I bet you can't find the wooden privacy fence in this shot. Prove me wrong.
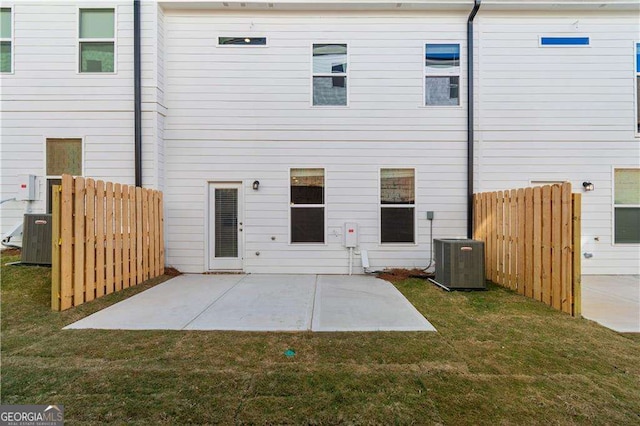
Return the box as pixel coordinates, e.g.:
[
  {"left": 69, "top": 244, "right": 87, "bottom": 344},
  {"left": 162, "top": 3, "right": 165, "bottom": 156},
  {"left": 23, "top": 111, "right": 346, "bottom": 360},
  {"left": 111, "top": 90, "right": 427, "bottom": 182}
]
[
  {"left": 473, "top": 183, "right": 581, "bottom": 316},
  {"left": 51, "top": 174, "right": 164, "bottom": 311}
]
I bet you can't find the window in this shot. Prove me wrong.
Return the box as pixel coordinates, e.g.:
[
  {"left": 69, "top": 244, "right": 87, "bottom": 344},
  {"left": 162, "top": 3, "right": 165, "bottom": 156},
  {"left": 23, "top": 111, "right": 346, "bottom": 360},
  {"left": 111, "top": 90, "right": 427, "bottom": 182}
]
[
  {"left": 540, "top": 37, "right": 590, "bottom": 46},
  {"left": 218, "top": 37, "right": 266, "bottom": 46},
  {"left": 46, "top": 139, "right": 82, "bottom": 213},
  {"left": 79, "top": 9, "right": 115, "bottom": 73},
  {"left": 290, "top": 168, "right": 325, "bottom": 243},
  {"left": 425, "top": 43, "right": 460, "bottom": 106},
  {"left": 0, "top": 8, "right": 11, "bottom": 73},
  {"left": 380, "top": 168, "right": 415, "bottom": 244},
  {"left": 614, "top": 168, "right": 640, "bottom": 244},
  {"left": 312, "top": 44, "right": 347, "bottom": 106},
  {"left": 636, "top": 42, "right": 640, "bottom": 134}
]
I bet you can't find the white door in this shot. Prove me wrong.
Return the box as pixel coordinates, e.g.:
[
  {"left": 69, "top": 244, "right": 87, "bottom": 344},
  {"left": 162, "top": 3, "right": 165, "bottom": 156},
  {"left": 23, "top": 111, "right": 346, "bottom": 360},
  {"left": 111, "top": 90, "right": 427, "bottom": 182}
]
[{"left": 208, "top": 183, "right": 243, "bottom": 270}]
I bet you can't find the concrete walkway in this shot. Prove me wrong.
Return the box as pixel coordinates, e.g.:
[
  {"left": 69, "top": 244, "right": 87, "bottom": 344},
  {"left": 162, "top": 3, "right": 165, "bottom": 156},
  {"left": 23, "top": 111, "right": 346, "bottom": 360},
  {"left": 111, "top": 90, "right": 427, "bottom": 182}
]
[
  {"left": 581, "top": 275, "right": 640, "bottom": 333},
  {"left": 65, "top": 274, "right": 436, "bottom": 332}
]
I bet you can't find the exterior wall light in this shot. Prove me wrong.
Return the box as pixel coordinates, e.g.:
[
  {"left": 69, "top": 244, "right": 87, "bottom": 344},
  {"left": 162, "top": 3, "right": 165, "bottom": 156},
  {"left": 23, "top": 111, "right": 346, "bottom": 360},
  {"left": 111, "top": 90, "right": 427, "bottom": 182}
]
[
  {"left": 582, "top": 181, "right": 594, "bottom": 192},
  {"left": 252, "top": 180, "right": 260, "bottom": 190}
]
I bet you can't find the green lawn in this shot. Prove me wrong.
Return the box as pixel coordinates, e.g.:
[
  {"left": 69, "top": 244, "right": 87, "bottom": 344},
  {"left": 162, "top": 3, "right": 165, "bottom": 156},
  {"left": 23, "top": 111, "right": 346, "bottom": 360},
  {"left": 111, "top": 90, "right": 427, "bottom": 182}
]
[{"left": 2, "top": 251, "right": 639, "bottom": 425}]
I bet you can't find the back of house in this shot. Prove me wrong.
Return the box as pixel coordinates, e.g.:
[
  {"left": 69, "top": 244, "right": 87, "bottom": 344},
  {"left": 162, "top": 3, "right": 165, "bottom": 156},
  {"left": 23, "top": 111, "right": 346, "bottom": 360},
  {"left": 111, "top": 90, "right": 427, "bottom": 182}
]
[{"left": 1, "top": 0, "right": 638, "bottom": 275}]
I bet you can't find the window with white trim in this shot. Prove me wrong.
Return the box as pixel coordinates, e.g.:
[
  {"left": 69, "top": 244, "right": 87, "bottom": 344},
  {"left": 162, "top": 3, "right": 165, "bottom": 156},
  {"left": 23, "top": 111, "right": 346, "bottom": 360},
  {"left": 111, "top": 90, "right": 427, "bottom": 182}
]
[
  {"left": 0, "top": 8, "right": 12, "bottom": 73},
  {"left": 614, "top": 168, "right": 640, "bottom": 244},
  {"left": 79, "top": 8, "right": 115, "bottom": 73},
  {"left": 46, "top": 139, "right": 82, "bottom": 213},
  {"left": 290, "top": 168, "right": 325, "bottom": 243},
  {"left": 380, "top": 168, "right": 415, "bottom": 244},
  {"left": 425, "top": 43, "right": 460, "bottom": 106},
  {"left": 636, "top": 42, "right": 639, "bottom": 134},
  {"left": 312, "top": 43, "right": 347, "bottom": 106}
]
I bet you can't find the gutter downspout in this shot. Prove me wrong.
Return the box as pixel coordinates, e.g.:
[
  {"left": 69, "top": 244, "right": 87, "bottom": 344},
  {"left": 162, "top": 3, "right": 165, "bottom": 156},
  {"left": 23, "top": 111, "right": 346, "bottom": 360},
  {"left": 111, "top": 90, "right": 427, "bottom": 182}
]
[
  {"left": 467, "top": 0, "right": 481, "bottom": 238},
  {"left": 134, "top": 0, "right": 142, "bottom": 187}
]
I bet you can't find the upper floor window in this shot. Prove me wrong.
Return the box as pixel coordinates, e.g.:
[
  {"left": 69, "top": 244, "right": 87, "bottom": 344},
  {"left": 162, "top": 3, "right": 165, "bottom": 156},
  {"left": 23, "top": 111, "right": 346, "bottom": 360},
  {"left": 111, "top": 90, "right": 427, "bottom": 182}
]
[
  {"left": 425, "top": 43, "right": 460, "bottom": 106},
  {"left": 312, "top": 43, "right": 347, "bottom": 106},
  {"left": 79, "top": 9, "right": 115, "bottom": 73},
  {"left": 218, "top": 37, "right": 267, "bottom": 46},
  {"left": 614, "top": 168, "right": 640, "bottom": 244},
  {"left": 0, "top": 8, "right": 12, "bottom": 73}
]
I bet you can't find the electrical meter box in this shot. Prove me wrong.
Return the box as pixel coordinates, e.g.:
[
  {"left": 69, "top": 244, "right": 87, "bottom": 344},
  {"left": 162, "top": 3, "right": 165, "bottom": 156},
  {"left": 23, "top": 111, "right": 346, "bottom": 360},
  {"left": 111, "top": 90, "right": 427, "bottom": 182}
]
[
  {"left": 344, "top": 222, "right": 358, "bottom": 248},
  {"left": 17, "top": 174, "right": 37, "bottom": 201}
]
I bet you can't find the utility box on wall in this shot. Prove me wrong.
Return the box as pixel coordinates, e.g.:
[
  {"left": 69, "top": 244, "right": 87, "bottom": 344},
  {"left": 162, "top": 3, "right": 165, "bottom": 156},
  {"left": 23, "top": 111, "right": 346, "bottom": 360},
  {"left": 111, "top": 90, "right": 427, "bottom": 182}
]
[
  {"left": 344, "top": 222, "right": 358, "bottom": 248},
  {"left": 17, "top": 174, "right": 37, "bottom": 201},
  {"left": 433, "top": 239, "right": 485, "bottom": 290}
]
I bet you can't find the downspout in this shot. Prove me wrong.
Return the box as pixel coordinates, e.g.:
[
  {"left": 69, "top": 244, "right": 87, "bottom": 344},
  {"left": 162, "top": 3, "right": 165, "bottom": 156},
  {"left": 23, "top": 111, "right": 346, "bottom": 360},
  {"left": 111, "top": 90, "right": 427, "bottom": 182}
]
[
  {"left": 134, "top": 0, "right": 142, "bottom": 187},
  {"left": 467, "top": 0, "right": 481, "bottom": 238}
]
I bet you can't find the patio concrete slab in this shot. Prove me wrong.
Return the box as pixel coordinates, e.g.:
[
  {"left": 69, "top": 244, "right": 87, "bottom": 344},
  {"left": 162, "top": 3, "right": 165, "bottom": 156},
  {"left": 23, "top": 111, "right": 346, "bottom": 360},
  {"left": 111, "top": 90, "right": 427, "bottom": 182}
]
[
  {"left": 64, "top": 274, "right": 435, "bottom": 332},
  {"left": 312, "top": 275, "right": 436, "bottom": 331},
  {"left": 64, "top": 274, "right": 244, "bottom": 330},
  {"left": 185, "top": 274, "right": 316, "bottom": 331},
  {"left": 581, "top": 275, "right": 640, "bottom": 333}
]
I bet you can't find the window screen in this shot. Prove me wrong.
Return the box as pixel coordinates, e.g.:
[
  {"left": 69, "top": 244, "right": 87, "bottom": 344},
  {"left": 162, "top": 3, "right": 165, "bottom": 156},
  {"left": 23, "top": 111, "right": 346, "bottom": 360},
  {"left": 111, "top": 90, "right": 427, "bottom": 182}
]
[
  {"left": 79, "top": 9, "right": 115, "bottom": 73},
  {"left": 312, "top": 44, "right": 347, "bottom": 106}
]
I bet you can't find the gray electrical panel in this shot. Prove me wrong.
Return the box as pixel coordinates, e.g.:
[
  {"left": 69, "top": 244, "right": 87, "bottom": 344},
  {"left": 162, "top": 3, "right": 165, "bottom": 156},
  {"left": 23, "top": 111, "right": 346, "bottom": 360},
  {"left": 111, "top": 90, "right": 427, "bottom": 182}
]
[
  {"left": 432, "top": 239, "right": 485, "bottom": 290},
  {"left": 21, "top": 214, "right": 52, "bottom": 265}
]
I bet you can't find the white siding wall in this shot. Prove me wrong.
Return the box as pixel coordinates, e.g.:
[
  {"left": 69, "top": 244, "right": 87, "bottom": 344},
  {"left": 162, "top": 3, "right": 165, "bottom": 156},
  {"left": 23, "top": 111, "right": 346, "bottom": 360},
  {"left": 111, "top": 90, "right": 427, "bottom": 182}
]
[
  {"left": 476, "top": 11, "right": 640, "bottom": 274},
  {"left": 0, "top": 2, "right": 159, "bottom": 237},
  {"left": 164, "top": 11, "right": 470, "bottom": 273},
  {"left": 1, "top": 1, "right": 132, "bottom": 236}
]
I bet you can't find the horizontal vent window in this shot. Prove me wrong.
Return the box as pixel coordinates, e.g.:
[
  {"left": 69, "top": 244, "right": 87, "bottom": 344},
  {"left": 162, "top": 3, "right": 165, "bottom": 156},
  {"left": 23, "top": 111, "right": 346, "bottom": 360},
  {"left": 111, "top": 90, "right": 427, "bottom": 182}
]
[
  {"left": 541, "top": 37, "right": 589, "bottom": 46},
  {"left": 218, "top": 37, "right": 266, "bottom": 46}
]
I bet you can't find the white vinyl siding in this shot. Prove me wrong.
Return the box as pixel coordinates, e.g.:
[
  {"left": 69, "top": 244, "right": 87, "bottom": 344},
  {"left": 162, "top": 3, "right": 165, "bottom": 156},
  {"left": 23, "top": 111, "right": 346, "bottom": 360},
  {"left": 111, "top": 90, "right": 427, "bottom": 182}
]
[
  {"left": 475, "top": 12, "right": 640, "bottom": 274},
  {"left": 163, "top": 12, "right": 469, "bottom": 273}
]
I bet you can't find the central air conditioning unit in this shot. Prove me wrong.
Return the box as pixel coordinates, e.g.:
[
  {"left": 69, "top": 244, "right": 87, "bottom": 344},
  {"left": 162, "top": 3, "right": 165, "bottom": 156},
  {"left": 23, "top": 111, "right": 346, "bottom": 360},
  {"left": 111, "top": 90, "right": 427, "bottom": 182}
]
[
  {"left": 21, "top": 214, "right": 52, "bottom": 265},
  {"left": 430, "top": 239, "right": 485, "bottom": 290}
]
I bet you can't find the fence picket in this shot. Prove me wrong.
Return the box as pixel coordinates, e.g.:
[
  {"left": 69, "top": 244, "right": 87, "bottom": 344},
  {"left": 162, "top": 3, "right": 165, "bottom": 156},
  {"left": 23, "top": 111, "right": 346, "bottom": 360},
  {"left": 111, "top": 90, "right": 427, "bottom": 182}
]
[
  {"left": 149, "top": 190, "right": 156, "bottom": 279},
  {"left": 503, "top": 191, "right": 511, "bottom": 289},
  {"left": 510, "top": 189, "right": 518, "bottom": 291},
  {"left": 122, "top": 185, "right": 130, "bottom": 288},
  {"left": 51, "top": 185, "right": 61, "bottom": 311},
  {"left": 541, "top": 186, "right": 552, "bottom": 305},
  {"left": 524, "top": 188, "right": 534, "bottom": 298},
  {"left": 95, "top": 180, "right": 105, "bottom": 298},
  {"left": 73, "top": 177, "right": 86, "bottom": 306},
  {"left": 85, "top": 178, "right": 96, "bottom": 302},
  {"left": 114, "top": 184, "right": 123, "bottom": 292},
  {"left": 60, "top": 175, "right": 74, "bottom": 310},
  {"left": 105, "top": 182, "right": 115, "bottom": 295},
  {"left": 159, "top": 192, "right": 165, "bottom": 275},
  {"left": 532, "top": 187, "right": 542, "bottom": 302},
  {"left": 551, "top": 185, "right": 562, "bottom": 310},
  {"left": 516, "top": 189, "right": 525, "bottom": 295},
  {"left": 136, "top": 187, "right": 143, "bottom": 284},
  {"left": 572, "top": 193, "right": 582, "bottom": 316},
  {"left": 561, "top": 183, "right": 572, "bottom": 314}
]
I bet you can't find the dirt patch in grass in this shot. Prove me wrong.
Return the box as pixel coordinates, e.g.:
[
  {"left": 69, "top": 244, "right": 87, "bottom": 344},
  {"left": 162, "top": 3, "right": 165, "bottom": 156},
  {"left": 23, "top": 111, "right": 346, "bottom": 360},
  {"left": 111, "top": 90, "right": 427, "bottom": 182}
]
[
  {"left": 2, "top": 251, "right": 640, "bottom": 425},
  {"left": 163, "top": 266, "right": 182, "bottom": 277},
  {"left": 377, "top": 268, "right": 434, "bottom": 283},
  {"left": 0, "top": 248, "right": 21, "bottom": 257}
]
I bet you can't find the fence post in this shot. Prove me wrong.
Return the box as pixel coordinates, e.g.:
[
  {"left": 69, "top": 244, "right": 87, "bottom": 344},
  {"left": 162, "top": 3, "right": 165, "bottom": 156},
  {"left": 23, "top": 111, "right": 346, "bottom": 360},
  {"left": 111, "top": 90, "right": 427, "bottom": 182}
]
[
  {"left": 572, "top": 193, "right": 582, "bottom": 317},
  {"left": 51, "top": 185, "right": 62, "bottom": 311}
]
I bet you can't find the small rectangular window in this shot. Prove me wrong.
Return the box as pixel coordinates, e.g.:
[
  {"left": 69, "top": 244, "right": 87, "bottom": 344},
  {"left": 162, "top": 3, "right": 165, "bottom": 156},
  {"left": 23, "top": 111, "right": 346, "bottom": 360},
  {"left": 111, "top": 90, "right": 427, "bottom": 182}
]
[
  {"left": 218, "top": 37, "right": 266, "bottom": 46},
  {"left": 290, "top": 168, "right": 325, "bottom": 243},
  {"left": 79, "top": 9, "right": 115, "bottom": 73},
  {"left": 46, "top": 138, "right": 82, "bottom": 214},
  {"left": 312, "top": 44, "right": 347, "bottom": 106},
  {"left": 540, "top": 37, "right": 589, "bottom": 46},
  {"left": 0, "top": 8, "right": 12, "bottom": 73},
  {"left": 380, "top": 168, "right": 415, "bottom": 244},
  {"left": 425, "top": 44, "right": 460, "bottom": 106},
  {"left": 614, "top": 168, "right": 640, "bottom": 244}
]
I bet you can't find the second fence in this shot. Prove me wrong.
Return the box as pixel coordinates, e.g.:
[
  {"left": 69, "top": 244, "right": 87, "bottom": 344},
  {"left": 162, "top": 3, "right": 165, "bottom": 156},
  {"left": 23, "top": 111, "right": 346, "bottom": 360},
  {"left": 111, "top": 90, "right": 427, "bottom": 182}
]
[{"left": 473, "top": 183, "right": 581, "bottom": 316}]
